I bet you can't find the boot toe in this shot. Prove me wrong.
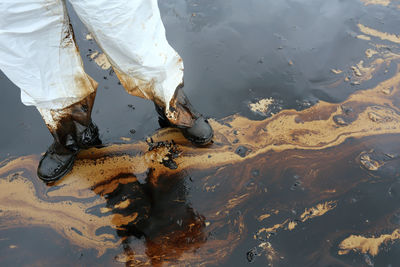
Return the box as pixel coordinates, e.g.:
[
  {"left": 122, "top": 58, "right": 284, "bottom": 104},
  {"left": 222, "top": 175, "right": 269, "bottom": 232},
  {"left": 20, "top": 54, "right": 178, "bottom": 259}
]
[
  {"left": 37, "top": 152, "right": 76, "bottom": 182},
  {"left": 182, "top": 117, "right": 214, "bottom": 145}
]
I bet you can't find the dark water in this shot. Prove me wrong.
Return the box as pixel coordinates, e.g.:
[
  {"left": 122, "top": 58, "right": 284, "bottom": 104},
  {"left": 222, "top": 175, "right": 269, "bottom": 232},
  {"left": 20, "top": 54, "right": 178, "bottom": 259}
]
[
  {"left": 3, "top": 0, "right": 399, "bottom": 158},
  {"left": 1, "top": 0, "right": 400, "bottom": 266}
]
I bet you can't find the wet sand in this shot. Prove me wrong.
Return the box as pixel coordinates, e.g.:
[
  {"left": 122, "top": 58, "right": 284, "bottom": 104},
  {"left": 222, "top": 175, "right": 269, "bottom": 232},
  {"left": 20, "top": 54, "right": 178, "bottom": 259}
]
[{"left": 1, "top": 0, "right": 400, "bottom": 266}]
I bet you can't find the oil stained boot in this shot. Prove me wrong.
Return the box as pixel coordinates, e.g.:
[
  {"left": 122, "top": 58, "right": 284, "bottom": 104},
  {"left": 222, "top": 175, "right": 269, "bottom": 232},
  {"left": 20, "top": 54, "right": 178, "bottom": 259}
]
[
  {"left": 37, "top": 92, "right": 100, "bottom": 183},
  {"left": 155, "top": 87, "right": 213, "bottom": 145}
]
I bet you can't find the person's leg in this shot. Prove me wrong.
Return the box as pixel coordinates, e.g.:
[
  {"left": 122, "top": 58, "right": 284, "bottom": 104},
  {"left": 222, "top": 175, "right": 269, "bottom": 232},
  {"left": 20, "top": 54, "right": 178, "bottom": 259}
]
[
  {"left": 36, "top": 90, "right": 101, "bottom": 182},
  {"left": 69, "top": 0, "right": 213, "bottom": 144},
  {"left": 0, "top": 0, "right": 99, "bottom": 182}
]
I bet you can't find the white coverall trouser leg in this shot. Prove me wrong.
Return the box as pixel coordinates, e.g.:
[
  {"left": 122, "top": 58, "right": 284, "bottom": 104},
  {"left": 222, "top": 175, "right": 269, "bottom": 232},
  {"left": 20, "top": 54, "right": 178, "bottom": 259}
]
[{"left": 0, "top": 0, "right": 184, "bottom": 128}]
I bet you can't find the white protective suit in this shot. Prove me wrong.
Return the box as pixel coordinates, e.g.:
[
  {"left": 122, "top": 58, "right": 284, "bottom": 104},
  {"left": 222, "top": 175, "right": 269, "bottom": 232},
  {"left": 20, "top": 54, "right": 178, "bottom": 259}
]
[{"left": 0, "top": 0, "right": 184, "bottom": 127}]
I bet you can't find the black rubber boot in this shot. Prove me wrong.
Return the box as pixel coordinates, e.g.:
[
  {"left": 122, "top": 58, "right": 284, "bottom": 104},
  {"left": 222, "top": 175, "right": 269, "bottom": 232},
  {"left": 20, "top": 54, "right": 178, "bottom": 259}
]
[
  {"left": 37, "top": 142, "right": 77, "bottom": 183},
  {"left": 37, "top": 93, "right": 100, "bottom": 183},
  {"left": 37, "top": 122, "right": 100, "bottom": 183},
  {"left": 155, "top": 88, "right": 213, "bottom": 145},
  {"left": 37, "top": 121, "right": 100, "bottom": 183},
  {"left": 80, "top": 122, "right": 101, "bottom": 149}
]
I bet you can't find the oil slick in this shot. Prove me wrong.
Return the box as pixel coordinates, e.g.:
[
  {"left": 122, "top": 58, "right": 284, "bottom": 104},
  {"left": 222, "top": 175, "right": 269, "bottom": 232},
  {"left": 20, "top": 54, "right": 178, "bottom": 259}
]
[
  {"left": 1, "top": 3, "right": 400, "bottom": 267},
  {"left": 248, "top": 98, "right": 275, "bottom": 116},
  {"left": 299, "top": 201, "right": 337, "bottom": 222},
  {"left": 89, "top": 51, "right": 111, "bottom": 70},
  {"left": 331, "top": 69, "right": 343, "bottom": 74},
  {"left": 358, "top": 24, "right": 400, "bottom": 44},
  {"left": 338, "top": 229, "right": 400, "bottom": 256},
  {"left": 360, "top": 0, "right": 392, "bottom": 6},
  {"left": 256, "top": 201, "right": 337, "bottom": 238}
]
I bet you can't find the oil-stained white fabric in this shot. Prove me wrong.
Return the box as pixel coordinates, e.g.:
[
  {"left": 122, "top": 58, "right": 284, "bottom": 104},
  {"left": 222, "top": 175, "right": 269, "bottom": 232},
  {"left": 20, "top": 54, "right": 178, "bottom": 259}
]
[
  {"left": 0, "top": 1, "right": 96, "bottom": 109},
  {"left": 69, "top": 0, "right": 184, "bottom": 109},
  {"left": 37, "top": 108, "right": 64, "bottom": 130},
  {"left": 0, "top": 0, "right": 183, "bottom": 111}
]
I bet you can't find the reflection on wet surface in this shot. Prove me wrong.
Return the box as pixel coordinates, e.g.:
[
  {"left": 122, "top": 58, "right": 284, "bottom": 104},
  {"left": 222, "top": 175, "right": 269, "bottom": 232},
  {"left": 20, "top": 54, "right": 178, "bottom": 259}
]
[{"left": 1, "top": 0, "right": 400, "bottom": 266}]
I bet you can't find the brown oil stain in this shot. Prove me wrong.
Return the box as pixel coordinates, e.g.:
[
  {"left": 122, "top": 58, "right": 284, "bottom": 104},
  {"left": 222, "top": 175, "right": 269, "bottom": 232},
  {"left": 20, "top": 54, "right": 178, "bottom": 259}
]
[
  {"left": 338, "top": 229, "right": 400, "bottom": 256},
  {"left": 111, "top": 213, "right": 139, "bottom": 228},
  {"left": 299, "top": 201, "right": 337, "bottom": 222},
  {"left": 360, "top": 153, "right": 383, "bottom": 171},
  {"left": 358, "top": 24, "right": 400, "bottom": 44},
  {"left": 249, "top": 98, "right": 275, "bottom": 116},
  {"left": 357, "top": 34, "right": 372, "bottom": 41},
  {"left": 365, "top": 48, "right": 378, "bottom": 58},
  {"left": 360, "top": 0, "right": 392, "bottom": 6},
  {"left": 2, "top": 53, "right": 400, "bottom": 261},
  {"left": 256, "top": 201, "right": 337, "bottom": 238},
  {"left": 287, "top": 221, "right": 297, "bottom": 231},
  {"left": 38, "top": 89, "right": 97, "bottom": 137},
  {"left": 114, "top": 199, "right": 131, "bottom": 209},
  {"left": 164, "top": 86, "right": 197, "bottom": 127},
  {"left": 258, "top": 242, "right": 279, "bottom": 263},
  {"left": 349, "top": 58, "right": 387, "bottom": 84},
  {"left": 1, "top": 12, "right": 400, "bottom": 266},
  {"left": 227, "top": 193, "right": 250, "bottom": 209},
  {"left": 86, "top": 33, "right": 93, "bottom": 40},
  {"left": 0, "top": 166, "right": 117, "bottom": 256},
  {"left": 89, "top": 51, "right": 111, "bottom": 70},
  {"left": 120, "top": 137, "right": 131, "bottom": 142},
  {"left": 331, "top": 69, "right": 343, "bottom": 74},
  {"left": 114, "top": 68, "right": 151, "bottom": 99},
  {"left": 258, "top": 214, "right": 271, "bottom": 221}
]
